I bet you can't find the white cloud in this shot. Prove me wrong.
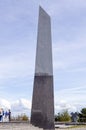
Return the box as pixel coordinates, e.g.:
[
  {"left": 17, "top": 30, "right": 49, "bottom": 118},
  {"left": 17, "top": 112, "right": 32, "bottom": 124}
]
[
  {"left": 48, "top": 0, "right": 86, "bottom": 17},
  {"left": 0, "top": 98, "right": 31, "bottom": 116},
  {"left": 55, "top": 100, "right": 77, "bottom": 113},
  {"left": 0, "top": 49, "right": 35, "bottom": 80},
  {"left": 54, "top": 86, "right": 86, "bottom": 112},
  {"left": 0, "top": 99, "right": 11, "bottom": 110},
  {"left": 53, "top": 38, "right": 86, "bottom": 71},
  {"left": 11, "top": 98, "right": 31, "bottom": 116},
  {"left": 11, "top": 98, "right": 31, "bottom": 110}
]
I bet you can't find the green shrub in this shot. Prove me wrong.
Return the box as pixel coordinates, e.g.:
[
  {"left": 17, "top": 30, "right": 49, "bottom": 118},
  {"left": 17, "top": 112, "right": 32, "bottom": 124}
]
[
  {"left": 22, "top": 114, "right": 28, "bottom": 121},
  {"left": 13, "top": 114, "right": 29, "bottom": 121},
  {"left": 55, "top": 110, "right": 71, "bottom": 122}
]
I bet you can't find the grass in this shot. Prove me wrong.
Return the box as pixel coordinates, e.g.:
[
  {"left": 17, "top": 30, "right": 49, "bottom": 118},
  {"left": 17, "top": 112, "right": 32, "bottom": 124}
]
[
  {"left": 55, "top": 125, "right": 86, "bottom": 130},
  {"left": 65, "top": 125, "right": 86, "bottom": 129}
]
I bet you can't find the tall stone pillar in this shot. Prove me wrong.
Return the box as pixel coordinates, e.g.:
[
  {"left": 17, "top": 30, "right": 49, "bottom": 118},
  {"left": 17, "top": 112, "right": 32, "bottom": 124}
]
[{"left": 31, "top": 6, "right": 55, "bottom": 130}]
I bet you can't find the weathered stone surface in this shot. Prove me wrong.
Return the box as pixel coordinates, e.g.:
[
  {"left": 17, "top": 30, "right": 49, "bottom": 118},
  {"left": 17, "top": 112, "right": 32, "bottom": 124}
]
[
  {"left": 31, "top": 76, "right": 54, "bottom": 129},
  {"left": 31, "top": 6, "right": 54, "bottom": 130},
  {"left": 35, "top": 6, "right": 53, "bottom": 76}
]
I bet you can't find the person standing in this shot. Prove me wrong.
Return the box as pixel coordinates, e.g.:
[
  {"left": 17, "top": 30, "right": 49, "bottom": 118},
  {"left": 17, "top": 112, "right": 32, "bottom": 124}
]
[
  {"left": 0, "top": 108, "right": 3, "bottom": 122},
  {"left": 8, "top": 109, "right": 11, "bottom": 121}
]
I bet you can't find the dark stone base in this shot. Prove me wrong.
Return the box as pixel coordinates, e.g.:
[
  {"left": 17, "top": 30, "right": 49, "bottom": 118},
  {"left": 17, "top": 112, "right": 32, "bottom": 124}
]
[{"left": 31, "top": 75, "right": 54, "bottom": 129}]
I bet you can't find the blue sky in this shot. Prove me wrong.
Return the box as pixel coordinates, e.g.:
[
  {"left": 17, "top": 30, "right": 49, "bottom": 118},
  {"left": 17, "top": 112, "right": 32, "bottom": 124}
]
[{"left": 0, "top": 0, "right": 86, "bottom": 114}]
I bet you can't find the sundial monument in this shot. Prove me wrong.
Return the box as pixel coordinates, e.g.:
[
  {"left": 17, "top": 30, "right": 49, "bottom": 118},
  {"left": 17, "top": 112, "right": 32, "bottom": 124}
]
[{"left": 31, "top": 6, "right": 55, "bottom": 130}]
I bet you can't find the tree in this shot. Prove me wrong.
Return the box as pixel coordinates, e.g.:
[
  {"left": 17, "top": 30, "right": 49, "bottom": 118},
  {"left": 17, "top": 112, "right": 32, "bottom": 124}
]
[
  {"left": 22, "top": 114, "right": 28, "bottom": 121},
  {"left": 79, "top": 108, "right": 86, "bottom": 122},
  {"left": 12, "top": 114, "right": 29, "bottom": 121},
  {"left": 55, "top": 110, "right": 71, "bottom": 122}
]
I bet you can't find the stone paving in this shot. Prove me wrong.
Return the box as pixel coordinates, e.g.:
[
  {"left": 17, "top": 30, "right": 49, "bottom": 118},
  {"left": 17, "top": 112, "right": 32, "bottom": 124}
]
[
  {"left": 0, "top": 123, "right": 42, "bottom": 130},
  {"left": 0, "top": 123, "right": 86, "bottom": 130}
]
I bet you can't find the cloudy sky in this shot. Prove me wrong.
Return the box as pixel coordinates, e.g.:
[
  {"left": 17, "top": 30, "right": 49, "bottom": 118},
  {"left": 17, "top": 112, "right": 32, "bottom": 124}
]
[{"left": 0, "top": 0, "right": 86, "bottom": 115}]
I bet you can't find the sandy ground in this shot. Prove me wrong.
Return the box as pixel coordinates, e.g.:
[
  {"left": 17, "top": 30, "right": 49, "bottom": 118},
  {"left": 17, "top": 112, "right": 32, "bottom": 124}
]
[{"left": 0, "top": 123, "right": 86, "bottom": 130}]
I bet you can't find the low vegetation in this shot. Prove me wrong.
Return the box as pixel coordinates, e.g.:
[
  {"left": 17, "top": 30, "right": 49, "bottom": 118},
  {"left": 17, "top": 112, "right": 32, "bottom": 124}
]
[
  {"left": 55, "top": 110, "right": 71, "bottom": 122},
  {"left": 78, "top": 108, "right": 86, "bottom": 122},
  {"left": 11, "top": 114, "right": 29, "bottom": 121},
  {"left": 55, "top": 107, "right": 86, "bottom": 123}
]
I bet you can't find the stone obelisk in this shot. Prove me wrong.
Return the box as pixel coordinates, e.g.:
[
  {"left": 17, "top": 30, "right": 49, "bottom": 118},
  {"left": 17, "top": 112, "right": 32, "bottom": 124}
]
[{"left": 31, "top": 6, "right": 54, "bottom": 130}]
